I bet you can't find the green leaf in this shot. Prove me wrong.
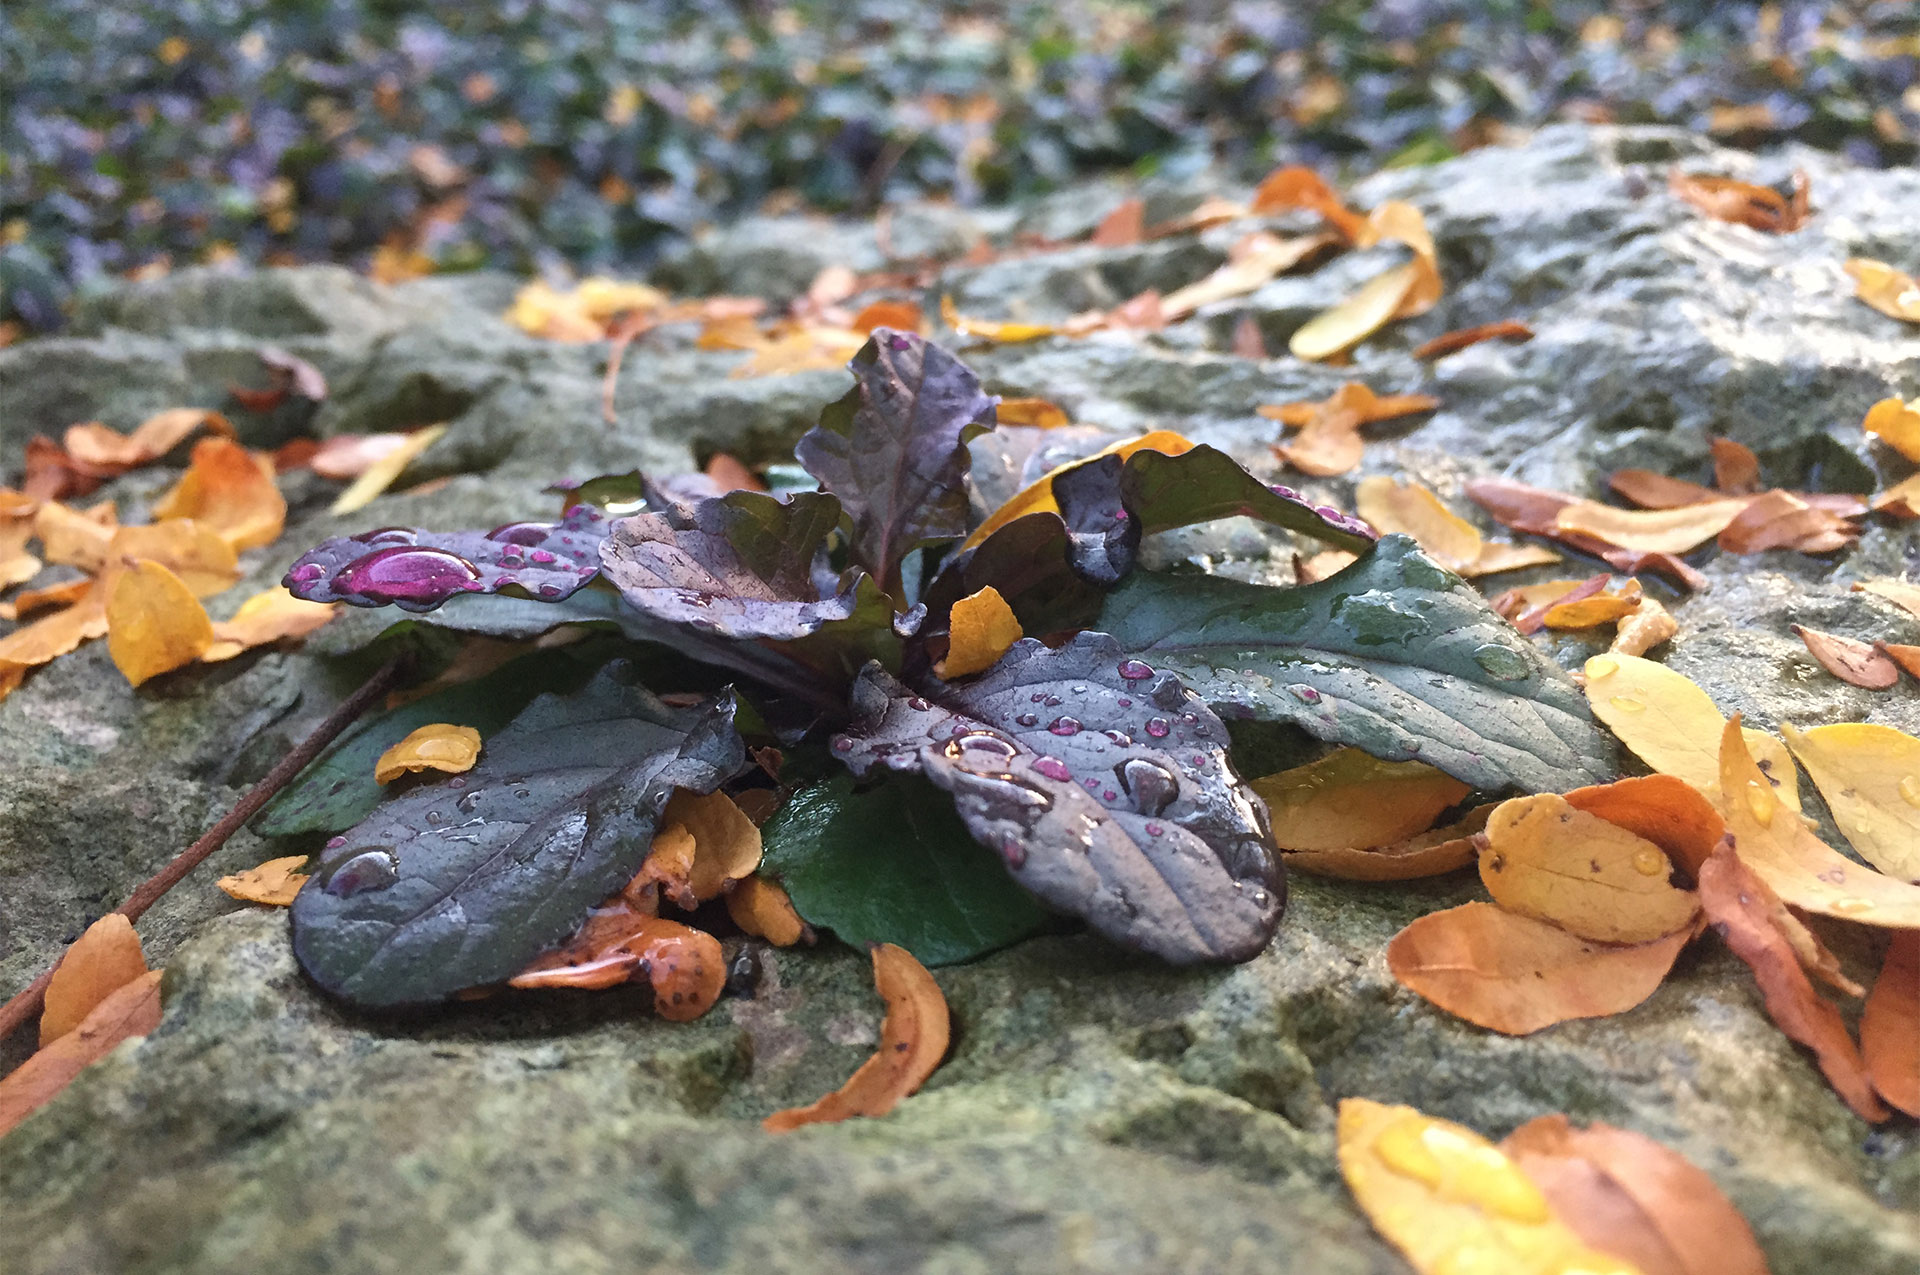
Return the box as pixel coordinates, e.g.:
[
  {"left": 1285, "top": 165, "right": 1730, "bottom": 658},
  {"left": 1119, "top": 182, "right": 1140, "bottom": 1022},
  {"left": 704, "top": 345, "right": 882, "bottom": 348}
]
[
  {"left": 761, "top": 771, "right": 1054, "bottom": 966},
  {"left": 1096, "top": 535, "right": 1617, "bottom": 794}
]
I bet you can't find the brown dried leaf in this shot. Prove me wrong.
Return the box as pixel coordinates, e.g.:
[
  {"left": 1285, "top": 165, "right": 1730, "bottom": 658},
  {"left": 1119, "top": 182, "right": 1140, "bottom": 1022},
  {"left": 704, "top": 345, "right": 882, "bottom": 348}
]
[
  {"left": 1717, "top": 490, "right": 1859, "bottom": 555},
  {"left": 0, "top": 969, "right": 163, "bottom": 1139},
  {"left": 1791, "top": 624, "right": 1899, "bottom": 689},
  {"left": 1709, "top": 438, "right": 1762, "bottom": 494},
  {"left": 61, "top": 408, "right": 235, "bottom": 478},
  {"left": 702, "top": 453, "right": 766, "bottom": 493},
  {"left": 1609, "top": 469, "right": 1723, "bottom": 510},
  {"left": 1411, "top": 320, "right": 1534, "bottom": 360},
  {"left": 1668, "top": 169, "right": 1811, "bottom": 233},
  {"left": 1872, "top": 471, "right": 1920, "bottom": 519},
  {"left": 1090, "top": 197, "right": 1145, "bottom": 247},
  {"left": 1853, "top": 579, "right": 1920, "bottom": 621},
  {"left": 40, "top": 914, "right": 148, "bottom": 1046},
  {"left": 1696, "top": 842, "right": 1887, "bottom": 1121},
  {"left": 1553, "top": 498, "right": 1748, "bottom": 555},
  {"left": 217, "top": 856, "right": 310, "bottom": 907},
  {"left": 1862, "top": 932, "right": 1920, "bottom": 1117},
  {"left": 764, "top": 943, "right": 950, "bottom": 1131},
  {"left": 1284, "top": 805, "right": 1491, "bottom": 882},
  {"left": 1387, "top": 902, "right": 1693, "bottom": 1036},
  {"left": 1248, "top": 166, "right": 1368, "bottom": 242}
]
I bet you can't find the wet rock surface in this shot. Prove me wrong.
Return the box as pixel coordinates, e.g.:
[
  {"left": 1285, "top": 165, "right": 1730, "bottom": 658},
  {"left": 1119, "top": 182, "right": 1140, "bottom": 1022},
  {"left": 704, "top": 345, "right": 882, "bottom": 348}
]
[{"left": 2, "top": 126, "right": 1917, "bottom": 1273}]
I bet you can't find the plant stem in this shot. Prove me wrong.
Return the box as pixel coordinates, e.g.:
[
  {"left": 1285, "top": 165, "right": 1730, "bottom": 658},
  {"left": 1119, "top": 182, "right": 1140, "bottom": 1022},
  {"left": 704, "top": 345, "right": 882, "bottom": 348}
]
[{"left": 0, "top": 654, "right": 411, "bottom": 1050}]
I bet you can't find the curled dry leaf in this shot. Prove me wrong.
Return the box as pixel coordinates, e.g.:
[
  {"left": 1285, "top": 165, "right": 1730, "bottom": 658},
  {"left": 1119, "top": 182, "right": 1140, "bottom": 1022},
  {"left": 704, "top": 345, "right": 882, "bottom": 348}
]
[
  {"left": 1248, "top": 165, "right": 1368, "bottom": 242},
  {"left": 1609, "top": 596, "right": 1677, "bottom": 657},
  {"left": 1158, "top": 232, "right": 1336, "bottom": 320},
  {"left": 105, "top": 560, "right": 214, "bottom": 687},
  {"left": 330, "top": 424, "right": 447, "bottom": 515},
  {"left": 0, "top": 510, "right": 38, "bottom": 589},
  {"left": 934, "top": 585, "right": 1023, "bottom": 679},
  {"left": 40, "top": 914, "right": 147, "bottom": 1046},
  {"left": 1265, "top": 386, "right": 1438, "bottom": 478},
  {"left": 1501, "top": 1115, "right": 1772, "bottom": 1275},
  {"left": 1844, "top": 258, "right": 1920, "bottom": 323},
  {"left": 1289, "top": 201, "right": 1442, "bottom": 362},
  {"left": 1467, "top": 478, "right": 1712, "bottom": 591},
  {"left": 61, "top": 408, "right": 234, "bottom": 478},
  {"left": 764, "top": 943, "right": 950, "bottom": 1132},
  {"left": 1710, "top": 437, "right": 1762, "bottom": 495},
  {"left": 1284, "top": 805, "right": 1490, "bottom": 882},
  {"left": 1478, "top": 794, "right": 1701, "bottom": 944},
  {"left": 1861, "top": 932, "right": 1920, "bottom": 1117},
  {"left": 308, "top": 433, "right": 413, "bottom": 481},
  {"left": 0, "top": 576, "right": 91, "bottom": 623},
  {"left": 152, "top": 436, "right": 287, "bottom": 551},
  {"left": 1583, "top": 654, "right": 1799, "bottom": 811},
  {"left": 217, "top": 856, "right": 310, "bottom": 907},
  {"left": 32, "top": 500, "right": 115, "bottom": 571},
  {"left": 1411, "top": 320, "right": 1534, "bottom": 361},
  {"left": 1335, "top": 1098, "right": 1640, "bottom": 1275},
  {"left": 1253, "top": 747, "right": 1470, "bottom": 853},
  {"left": 1668, "top": 169, "right": 1811, "bottom": 233},
  {"left": 0, "top": 582, "right": 108, "bottom": 671},
  {"left": 1717, "top": 717, "right": 1920, "bottom": 928},
  {"left": 726, "top": 875, "right": 809, "bottom": 946},
  {"left": 1696, "top": 843, "right": 1887, "bottom": 1122},
  {"left": 649, "top": 789, "right": 764, "bottom": 907},
  {"left": 0, "top": 969, "right": 164, "bottom": 1140},
  {"left": 1779, "top": 722, "right": 1920, "bottom": 882},
  {"left": 1387, "top": 901, "right": 1693, "bottom": 1036},
  {"left": 1553, "top": 498, "right": 1747, "bottom": 555},
  {"left": 1791, "top": 624, "right": 1899, "bottom": 689},
  {"left": 1717, "top": 491, "right": 1860, "bottom": 555},
  {"left": 511, "top": 903, "right": 726, "bottom": 1022},
  {"left": 850, "top": 299, "right": 923, "bottom": 335},
  {"left": 202, "top": 587, "right": 338, "bottom": 661},
  {"left": 1610, "top": 469, "right": 1722, "bottom": 510},
  {"left": 373, "top": 723, "right": 483, "bottom": 784}
]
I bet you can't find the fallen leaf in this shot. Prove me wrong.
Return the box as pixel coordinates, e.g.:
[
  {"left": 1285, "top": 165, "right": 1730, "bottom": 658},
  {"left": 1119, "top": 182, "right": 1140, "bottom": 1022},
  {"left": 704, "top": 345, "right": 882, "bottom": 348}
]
[
  {"left": 330, "top": 424, "right": 447, "bottom": 515},
  {"left": 662, "top": 788, "right": 764, "bottom": 904},
  {"left": 1861, "top": 932, "right": 1920, "bottom": 1117},
  {"left": 0, "top": 576, "right": 92, "bottom": 623},
  {"left": 508, "top": 277, "right": 667, "bottom": 339},
  {"left": 308, "top": 433, "right": 413, "bottom": 480},
  {"left": 151, "top": 436, "right": 287, "bottom": 551},
  {"left": 1583, "top": 654, "right": 1799, "bottom": 810},
  {"left": 1610, "top": 597, "right": 1678, "bottom": 657},
  {"left": 960, "top": 430, "right": 1194, "bottom": 552},
  {"left": 1478, "top": 794, "right": 1700, "bottom": 943},
  {"left": 0, "top": 512, "right": 39, "bottom": 588},
  {"left": 104, "top": 560, "right": 214, "bottom": 687},
  {"left": 1249, "top": 166, "right": 1368, "bottom": 242},
  {"left": 940, "top": 294, "right": 1057, "bottom": 343},
  {"left": 1709, "top": 437, "right": 1762, "bottom": 494},
  {"left": 1791, "top": 624, "right": 1899, "bottom": 689},
  {"left": 0, "top": 582, "right": 108, "bottom": 668},
  {"left": 62, "top": 408, "right": 234, "bottom": 478},
  {"left": 1289, "top": 259, "right": 1426, "bottom": 362},
  {"left": 1696, "top": 842, "right": 1887, "bottom": 1121},
  {"left": 1412, "top": 320, "right": 1534, "bottom": 360},
  {"left": 1468, "top": 479, "right": 1711, "bottom": 591},
  {"left": 1293, "top": 549, "right": 1357, "bottom": 583},
  {"left": 631, "top": 822, "right": 697, "bottom": 910},
  {"left": 702, "top": 453, "right": 765, "bottom": 493},
  {"left": 1144, "top": 195, "right": 1250, "bottom": 238},
  {"left": 1844, "top": 258, "right": 1920, "bottom": 323},
  {"left": 1336, "top": 1097, "right": 1643, "bottom": 1275},
  {"left": 22, "top": 434, "right": 92, "bottom": 502},
  {"left": 1669, "top": 169, "right": 1811, "bottom": 233},
  {"left": 1871, "top": 471, "right": 1920, "bottom": 519},
  {"left": 1779, "top": 722, "right": 1920, "bottom": 881},
  {"left": 1610, "top": 469, "right": 1723, "bottom": 509},
  {"left": 1267, "top": 385, "right": 1438, "bottom": 478},
  {"left": 0, "top": 661, "right": 23, "bottom": 703},
  {"left": 1255, "top": 747, "right": 1470, "bottom": 852},
  {"left": 510, "top": 904, "right": 726, "bottom": 1022},
  {"left": 1501, "top": 1115, "right": 1772, "bottom": 1275},
  {"left": 1354, "top": 477, "right": 1483, "bottom": 574},
  {"left": 935, "top": 585, "right": 1023, "bottom": 679},
  {"left": 726, "top": 875, "right": 810, "bottom": 946},
  {"left": 0, "top": 969, "right": 163, "bottom": 1139},
  {"left": 730, "top": 324, "right": 866, "bottom": 378},
  {"left": 1853, "top": 578, "right": 1920, "bottom": 621},
  {"left": 1717, "top": 716, "right": 1920, "bottom": 928},
  {"left": 106, "top": 522, "right": 239, "bottom": 597},
  {"left": 764, "top": 943, "right": 950, "bottom": 1131},
  {"left": 1090, "top": 197, "right": 1145, "bottom": 247},
  {"left": 32, "top": 500, "right": 116, "bottom": 571},
  {"left": 374, "top": 723, "right": 483, "bottom": 784},
  {"left": 1716, "top": 490, "right": 1859, "bottom": 555},
  {"left": 1388, "top": 901, "right": 1694, "bottom": 1035},
  {"left": 850, "top": 299, "right": 923, "bottom": 334},
  {"left": 202, "top": 587, "right": 338, "bottom": 661},
  {"left": 1880, "top": 641, "right": 1920, "bottom": 679},
  {"left": 993, "top": 397, "right": 1070, "bottom": 428},
  {"left": 1560, "top": 774, "right": 1726, "bottom": 883},
  {"left": 40, "top": 914, "right": 147, "bottom": 1046},
  {"left": 217, "top": 856, "right": 310, "bottom": 906},
  {"left": 1553, "top": 498, "right": 1748, "bottom": 555},
  {"left": 1285, "top": 806, "right": 1490, "bottom": 881},
  {"left": 1159, "top": 232, "right": 1336, "bottom": 319}
]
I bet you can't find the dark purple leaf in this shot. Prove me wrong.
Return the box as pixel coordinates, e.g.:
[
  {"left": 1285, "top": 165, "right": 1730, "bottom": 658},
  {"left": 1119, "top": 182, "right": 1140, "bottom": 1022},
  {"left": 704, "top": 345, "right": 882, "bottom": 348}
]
[
  {"left": 795, "top": 329, "right": 997, "bottom": 591},
  {"left": 283, "top": 504, "right": 610, "bottom": 612},
  {"left": 832, "top": 633, "right": 1283, "bottom": 965},
  {"left": 291, "top": 665, "right": 744, "bottom": 1008},
  {"left": 920, "top": 511, "right": 1106, "bottom": 642}
]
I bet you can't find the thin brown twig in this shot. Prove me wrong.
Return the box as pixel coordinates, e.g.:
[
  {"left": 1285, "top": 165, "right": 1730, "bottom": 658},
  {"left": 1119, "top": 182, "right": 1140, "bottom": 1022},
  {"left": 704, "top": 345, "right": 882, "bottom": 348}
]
[{"left": 0, "top": 654, "right": 411, "bottom": 1049}]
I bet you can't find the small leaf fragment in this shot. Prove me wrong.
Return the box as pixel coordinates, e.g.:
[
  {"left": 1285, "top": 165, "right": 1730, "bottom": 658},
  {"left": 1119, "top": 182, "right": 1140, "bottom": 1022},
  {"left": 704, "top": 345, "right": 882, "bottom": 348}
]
[
  {"left": 1477, "top": 794, "right": 1700, "bottom": 944},
  {"left": 374, "top": 723, "right": 482, "bottom": 784},
  {"left": 726, "top": 875, "right": 809, "bottom": 946},
  {"left": 1254, "top": 747, "right": 1470, "bottom": 852},
  {"left": 1861, "top": 932, "right": 1920, "bottom": 1118},
  {"left": 935, "top": 586, "right": 1023, "bottom": 679},
  {"left": 202, "top": 587, "right": 338, "bottom": 661},
  {"left": 1669, "top": 169, "right": 1811, "bottom": 233},
  {"left": 763, "top": 943, "right": 950, "bottom": 1132},
  {"left": 1284, "top": 805, "right": 1490, "bottom": 882},
  {"left": 1779, "top": 722, "right": 1920, "bottom": 882},
  {"left": 1844, "top": 258, "right": 1920, "bottom": 323},
  {"left": 1790, "top": 625, "right": 1899, "bottom": 689},
  {"left": 217, "top": 856, "right": 310, "bottom": 907},
  {"left": 40, "top": 914, "right": 148, "bottom": 1047},
  {"left": 938, "top": 294, "right": 1057, "bottom": 344},
  {"left": 330, "top": 424, "right": 447, "bottom": 515},
  {"left": 105, "top": 560, "right": 215, "bottom": 687},
  {"left": 61, "top": 408, "right": 234, "bottom": 478},
  {"left": 1387, "top": 902, "right": 1692, "bottom": 1036},
  {"left": 635, "top": 789, "right": 763, "bottom": 908},
  {"left": 992, "top": 397, "right": 1070, "bottom": 429},
  {"left": 1412, "top": 321, "right": 1534, "bottom": 361},
  {"left": 0, "top": 970, "right": 163, "bottom": 1139}
]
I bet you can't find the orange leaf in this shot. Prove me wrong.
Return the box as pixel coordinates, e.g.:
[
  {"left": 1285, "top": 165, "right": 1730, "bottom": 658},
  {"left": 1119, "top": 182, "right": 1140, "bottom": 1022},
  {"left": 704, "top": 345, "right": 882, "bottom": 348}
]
[
  {"left": 993, "top": 397, "right": 1070, "bottom": 429},
  {"left": 1502, "top": 1115, "right": 1772, "bottom": 1275},
  {"left": 702, "top": 453, "right": 766, "bottom": 493},
  {"left": 1552, "top": 497, "right": 1748, "bottom": 555},
  {"left": 934, "top": 585, "right": 1023, "bottom": 679},
  {"left": 1791, "top": 624, "right": 1899, "bottom": 689},
  {"left": 217, "top": 856, "right": 310, "bottom": 907},
  {"left": 511, "top": 905, "right": 724, "bottom": 1021},
  {"left": 1872, "top": 470, "right": 1920, "bottom": 519},
  {"left": 374, "top": 723, "right": 482, "bottom": 784},
  {"left": 1254, "top": 747, "right": 1470, "bottom": 853},
  {"left": 1411, "top": 320, "right": 1534, "bottom": 360},
  {"left": 1709, "top": 437, "right": 1761, "bottom": 494},
  {"left": 664, "top": 789, "right": 764, "bottom": 904},
  {"left": 1844, "top": 258, "right": 1920, "bottom": 323},
  {"left": 104, "top": 560, "right": 214, "bottom": 687},
  {"left": 1249, "top": 166, "right": 1368, "bottom": 242},
  {"left": 961, "top": 430, "right": 1193, "bottom": 552},
  {"left": 1696, "top": 842, "right": 1887, "bottom": 1121},
  {"left": 0, "top": 581, "right": 108, "bottom": 668},
  {"left": 1387, "top": 901, "right": 1693, "bottom": 1035},
  {"left": 1267, "top": 384, "right": 1437, "bottom": 478},
  {"left": 1477, "top": 794, "right": 1700, "bottom": 944},
  {"left": 511, "top": 896, "right": 659, "bottom": 990},
  {"left": 764, "top": 943, "right": 950, "bottom": 1132},
  {"left": 202, "top": 587, "right": 338, "bottom": 661},
  {"left": 1561, "top": 774, "right": 1725, "bottom": 883},
  {"left": 40, "top": 914, "right": 148, "bottom": 1046},
  {"left": 1861, "top": 932, "right": 1920, "bottom": 1118},
  {"left": 152, "top": 436, "right": 287, "bottom": 550},
  {"left": 62, "top": 408, "right": 234, "bottom": 477},
  {"left": 0, "top": 510, "right": 38, "bottom": 589},
  {"left": 1609, "top": 468, "right": 1723, "bottom": 510},
  {"left": 1716, "top": 490, "right": 1859, "bottom": 555},
  {"left": 726, "top": 875, "right": 810, "bottom": 946},
  {"left": 0, "top": 969, "right": 163, "bottom": 1139},
  {"left": 1668, "top": 169, "right": 1810, "bottom": 233},
  {"left": 0, "top": 576, "right": 95, "bottom": 623},
  {"left": 1090, "top": 197, "right": 1145, "bottom": 247},
  {"left": 1285, "top": 806, "right": 1490, "bottom": 882},
  {"left": 103, "top": 521, "right": 238, "bottom": 597},
  {"left": 32, "top": 499, "right": 116, "bottom": 571},
  {"left": 850, "top": 299, "right": 923, "bottom": 335}
]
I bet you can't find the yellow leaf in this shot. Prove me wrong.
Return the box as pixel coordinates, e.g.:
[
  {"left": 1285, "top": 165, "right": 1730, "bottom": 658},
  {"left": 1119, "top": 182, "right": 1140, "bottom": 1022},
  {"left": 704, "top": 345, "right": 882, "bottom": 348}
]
[
  {"left": 40, "top": 914, "right": 147, "bottom": 1046},
  {"left": 1336, "top": 1098, "right": 1642, "bottom": 1275},
  {"left": 1355, "top": 477, "right": 1483, "bottom": 574},
  {"left": 217, "top": 856, "right": 310, "bottom": 907},
  {"left": 1845, "top": 258, "right": 1920, "bottom": 323},
  {"left": 993, "top": 397, "right": 1070, "bottom": 429},
  {"left": 935, "top": 586, "right": 1023, "bottom": 679},
  {"left": 374, "top": 722, "right": 482, "bottom": 784},
  {"left": 1158, "top": 232, "right": 1336, "bottom": 319},
  {"left": 959, "top": 430, "right": 1195, "bottom": 552},
  {"left": 664, "top": 789, "right": 763, "bottom": 903},
  {"left": 1285, "top": 805, "right": 1490, "bottom": 881},
  {"left": 151, "top": 437, "right": 286, "bottom": 550},
  {"left": 1289, "top": 259, "right": 1423, "bottom": 362},
  {"left": 1551, "top": 498, "right": 1749, "bottom": 554},
  {"left": 725, "top": 875, "right": 809, "bottom": 946},
  {"left": 1780, "top": 722, "right": 1920, "bottom": 882},
  {"left": 0, "top": 510, "right": 39, "bottom": 588},
  {"left": 1253, "top": 747, "right": 1470, "bottom": 852},
  {"left": 1854, "top": 579, "right": 1920, "bottom": 621},
  {"left": 729, "top": 325, "right": 865, "bottom": 378},
  {"left": 1717, "top": 718, "right": 1920, "bottom": 927},
  {"left": 0, "top": 582, "right": 108, "bottom": 668},
  {"left": 1582, "top": 654, "right": 1798, "bottom": 811},
  {"left": 940, "top": 294, "right": 1057, "bottom": 344},
  {"left": 330, "top": 424, "right": 447, "bottom": 515},
  {"left": 203, "top": 587, "right": 338, "bottom": 661},
  {"left": 32, "top": 500, "right": 116, "bottom": 571},
  {"left": 1863, "top": 396, "right": 1920, "bottom": 463},
  {"left": 1478, "top": 794, "right": 1700, "bottom": 943},
  {"left": 104, "top": 560, "right": 214, "bottom": 687}
]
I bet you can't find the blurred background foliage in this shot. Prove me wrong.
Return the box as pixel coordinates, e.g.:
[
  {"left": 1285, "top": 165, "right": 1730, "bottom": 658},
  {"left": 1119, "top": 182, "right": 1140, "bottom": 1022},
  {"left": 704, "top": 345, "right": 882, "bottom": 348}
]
[{"left": 2, "top": 0, "right": 1916, "bottom": 329}]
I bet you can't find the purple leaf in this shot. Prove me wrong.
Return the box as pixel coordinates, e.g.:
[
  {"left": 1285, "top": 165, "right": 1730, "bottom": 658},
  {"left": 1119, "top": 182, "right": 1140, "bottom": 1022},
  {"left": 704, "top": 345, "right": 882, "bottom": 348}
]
[
  {"left": 795, "top": 329, "right": 997, "bottom": 591},
  {"left": 283, "top": 504, "right": 610, "bottom": 612},
  {"left": 832, "top": 632, "right": 1284, "bottom": 965}
]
